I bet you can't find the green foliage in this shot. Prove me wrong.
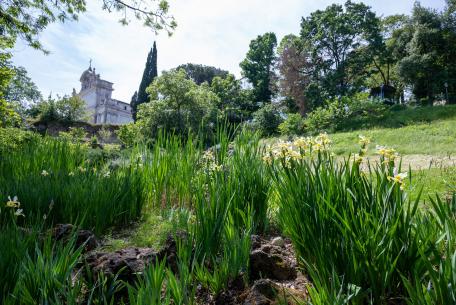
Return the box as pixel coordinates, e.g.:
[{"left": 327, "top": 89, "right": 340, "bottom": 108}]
[
  {"left": 250, "top": 103, "right": 283, "bottom": 136},
  {"left": 127, "top": 258, "right": 168, "bottom": 305},
  {"left": 0, "top": 138, "right": 145, "bottom": 235},
  {"left": 4, "top": 66, "right": 42, "bottom": 110},
  {"left": 97, "top": 125, "right": 112, "bottom": 143},
  {"left": 0, "top": 98, "right": 21, "bottom": 127},
  {"left": 0, "top": 127, "right": 40, "bottom": 152},
  {"left": 0, "top": 38, "right": 21, "bottom": 127},
  {"left": 35, "top": 95, "right": 87, "bottom": 123},
  {"left": 304, "top": 95, "right": 387, "bottom": 134},
  {"left": 176, "top": 63, "right": 229, "bottom": 85},
  {"left": 240, "top": 32, "right": 277, "bottom": 106},
  {"left": 267, "top": 138, "right": 427, "bottom": 304},
  {"left": 402, "top": 195, "right": 456, "bottom": 305},
  {"left": 0, "top": 221, "right": 40, "bottom": 300},
  {"left": 116, "top": 123, "right": 143, "bottom": 147},
  {"left": 210, "top": 74, "right": 255, "bottom": 123},
  {"left": 8, "top": 237, "right": 83, "bottom": 305},
  {"left": 137, "top": 69, "right": 218, "bottom": 139},
  {"left": 300, "top": 1, "right": 382, "bottom": 101},
  {"left": 58, "top": 127, "right": 87, "bottom": 143},
  {"left": 133, "top": 41, "right": 158, "bottom": 119},
  {"left": 279, "top": 113, "right": 305, "bottom": 136}
]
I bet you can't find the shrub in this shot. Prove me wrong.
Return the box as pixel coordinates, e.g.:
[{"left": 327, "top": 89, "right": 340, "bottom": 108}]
[
  {"left": 116, "top": 123, "right": 143, "bottom": 147},
  {"left": 278, "top": 113, "right": 305, "bottom": 136},
  {"left": 304, "top": 95, "right": 387, "bottom": 134},
  {"left": 58, "top": 127, "right": 87, "bottom": 143},
  {"left": 250, "top": 103, "right": 283, "bottom": 136},
  {"left": 0, "top": 127, "right": 40, "bottom": 152},
  {"left": 97, "top": 125, "right": 112, "bottom": 143}
]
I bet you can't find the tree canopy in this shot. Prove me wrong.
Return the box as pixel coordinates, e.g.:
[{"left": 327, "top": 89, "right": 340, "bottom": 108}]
[
  {"left": 175, "top": 63, "right": 229, "bottom": 85},
  {"left": 132, "top": 41, "right": 158, "bottom": 120},
  {"left": 137, "top": 69, "right": 218, "bottom": 139},
  {"left": 240, "top": 32, "right": 277, "bottom": 107}
]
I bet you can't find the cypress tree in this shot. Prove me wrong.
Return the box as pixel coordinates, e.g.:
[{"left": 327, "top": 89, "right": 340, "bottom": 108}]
[
  {"left": 132, "top": 41, "right": 158, "bottom": 120},
  {"left": 131, "top": 90, "right": 138, "bottom": 114}
]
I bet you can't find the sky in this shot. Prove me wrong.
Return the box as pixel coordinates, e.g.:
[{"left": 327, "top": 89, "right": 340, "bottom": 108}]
[{"left": 12, "top": 0, "right": 446, "bottom": 103}]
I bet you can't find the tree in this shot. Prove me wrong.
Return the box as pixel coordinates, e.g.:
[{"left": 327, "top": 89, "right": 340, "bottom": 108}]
[
  {"left": 397, "top": 3, "right": 455, "bottom": 103},
  {"left": 34, "top": 95, "right": 87, "bottom": 123},
  {"left": 210, "top": 74, "right": 255, "bottom": 123},
  {"left": 0, "top": 37, "right": 20, "bottom": 127},
  {"left": 240, "top": 32, "right": 277, "bottom": 107},
  {"left": 300, "top": 1, "right": 382, "bottom": 99},
  {"left": 133, "top": 41, "right": 158, "bottom": 120},
  {"left": 0, "top": 0, "right": 176, "bottom": 52},
  {"left": 137, "top": 69, "right": 219, "bottom": 138},
  {"left": 175, "top": 63, "right": 228, "bottom": 85},
  {"left": 5, "top": 66, "right": 42, "bottom": 109},
  {"left": 277, "top": 34, "right": 313, "bottom": 115}
]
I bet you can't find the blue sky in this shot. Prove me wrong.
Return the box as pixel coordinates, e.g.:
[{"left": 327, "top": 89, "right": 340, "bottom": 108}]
[{"left": 12, "top": 0, "right": 446, "bottom": 102}]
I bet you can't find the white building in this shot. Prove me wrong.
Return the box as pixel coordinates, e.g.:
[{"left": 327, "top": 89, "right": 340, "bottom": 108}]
[{"left": 78, "top": 66, "right": 133, "bottom": 125}]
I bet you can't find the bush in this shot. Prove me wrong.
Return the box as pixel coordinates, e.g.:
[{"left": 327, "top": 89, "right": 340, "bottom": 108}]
[
  {"left": 304, "top": 95, "right": 387, "bottom": 134},
  {"left": 116, "top": 123, "right": 143, "bottom": 147},
  {"left": 278, "top": 113, "right": 305, "bottom": 136},
  {"left": 0, "top": 127, "right": 40, "bottom": 152},
  {"left": 250, "top": 103, "right": 283, "bottom": 136},
  {"left": 58, "top": 127, "right": 87, "bottom": 143}
]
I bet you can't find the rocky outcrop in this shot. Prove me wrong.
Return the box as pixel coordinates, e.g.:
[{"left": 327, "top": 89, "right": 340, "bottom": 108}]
[
  {"left": 51, "top": 223, "right": 99, "bottom": 252},
  {"left": 84, "top": 247, "right": 156, "bottom": 283},
  {"left": 84, "top": 231, "right": 186, "bottom": 284},
  {"left": 241, "top": 279, "right": 305, "bottom": 305},
  {"left": 250, "top": 236, "right": 297, "bottom": 281}
]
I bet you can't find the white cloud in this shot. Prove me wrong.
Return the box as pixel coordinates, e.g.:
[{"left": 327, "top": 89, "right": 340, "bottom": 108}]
[{"left": 12, "top": 0, "right": 446, "bottom": 102}]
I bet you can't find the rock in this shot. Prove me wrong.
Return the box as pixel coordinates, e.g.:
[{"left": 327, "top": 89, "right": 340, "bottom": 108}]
[
  {"left": 241, "top": 279, "right": 305, "bottom": 305},
  {"left": 84, "top": 231, "right": 186, "bottom": 283},
  {"left": 251, "top": 235, "right": 263, "bottom": 250},
  {"left": 52, "top": 224, "right": 99, "bottom": 252},
  {"left": 250, "top": 243, "right": 297, "bottom": 281},
  {"left": 85, "top": 247, "right": 157, "bottom": 283},
  {"left": 270, "top": 236, "right": 285, "bottom": 248}
]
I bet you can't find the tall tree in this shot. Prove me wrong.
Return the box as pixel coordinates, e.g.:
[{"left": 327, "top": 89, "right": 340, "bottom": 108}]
[
  {"left": 133, "top": 41, "right": 158, "bottom": 120},
  {"left": 5, "top": 66, "right": 42, "bottom": 107},
  {"left": 0, "top": 37, "right": 20, "bottom": 127},
  {"left": 240, "top": 32, "right": 277, "bottom": 107},
  {"left": 210, "top": 74, "right": 255, "bottom": 123},
  {"left": 277, "top": 34, "right": 314, "bottom": 115},
  {"left": 137, "top": 69, "right": 219, "bottom": 138},
  {"left": 300, "top": 1, "right": 382, "bottom": 99},
  {"left": 175, "top": 63, "right": 228, "bottom": 85},
  {"left": 397, "top": 3, "right": 455, "bottom": 103}
]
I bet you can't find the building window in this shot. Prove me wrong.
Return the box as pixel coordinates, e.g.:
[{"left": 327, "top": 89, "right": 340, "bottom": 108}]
[{"left": 124, "top": 106, "right": 127, "bottom": 110}]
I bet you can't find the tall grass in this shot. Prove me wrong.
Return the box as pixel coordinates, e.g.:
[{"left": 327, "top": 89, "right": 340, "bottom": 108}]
[
  {"left": 267, "top": 136, "right": 429, "bottom": 304},
  {"left": 0, "top": 138, "right": 145, "bottom": 234}
]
